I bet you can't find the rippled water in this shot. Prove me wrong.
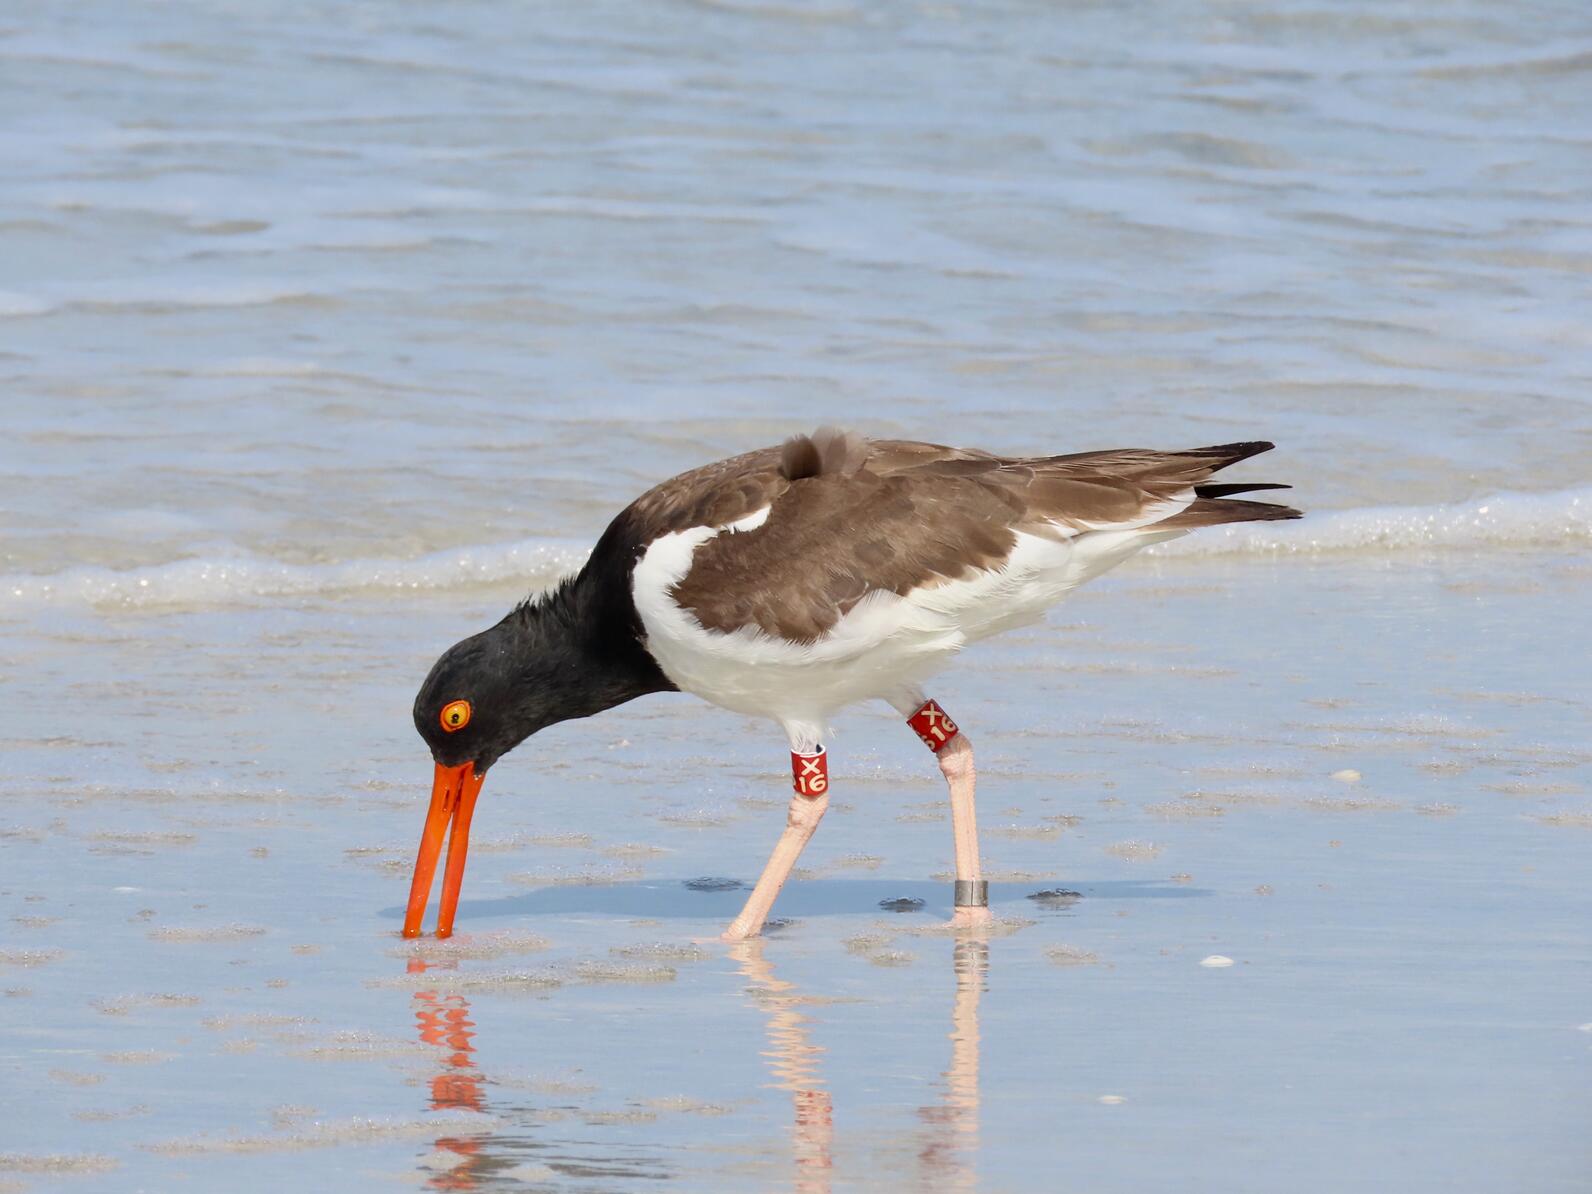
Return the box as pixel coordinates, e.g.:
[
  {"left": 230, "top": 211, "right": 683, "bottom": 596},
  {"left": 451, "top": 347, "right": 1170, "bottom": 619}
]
[
  {"left": 4, "top": 0, "right": 1591, "bottom": 590},
  {"left": 2, "top": 3, "right": 1590, "bottom": 1192}
]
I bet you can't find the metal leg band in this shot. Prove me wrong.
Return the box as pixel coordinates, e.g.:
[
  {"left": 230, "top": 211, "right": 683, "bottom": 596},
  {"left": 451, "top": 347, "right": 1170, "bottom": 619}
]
[{"left": 953, "top": 879, "right": 989, "bottom": 908}]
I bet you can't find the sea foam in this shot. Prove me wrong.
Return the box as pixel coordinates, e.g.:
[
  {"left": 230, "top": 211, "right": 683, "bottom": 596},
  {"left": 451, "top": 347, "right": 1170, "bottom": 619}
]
[
  {"left": 4, "top": 488, "right": 1587, "bottom": 610},
  {"left": 2, "top": 540, "right": 586, "bottom": 609},
  {"left": 1153, "top": 486, "right": 1592, "bottom": 557}
]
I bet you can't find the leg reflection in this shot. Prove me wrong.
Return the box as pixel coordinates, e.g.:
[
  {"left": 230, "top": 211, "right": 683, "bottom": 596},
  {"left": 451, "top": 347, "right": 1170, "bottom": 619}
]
[
  {"left": 409, "top": 957, "right": 488, "bottom": 1191},
  {"left": 731, "top": 941, "right": 834, "bottom": 1194},
  {"left": 917, "top": 939, "right": 986, "bottom": 1190}
]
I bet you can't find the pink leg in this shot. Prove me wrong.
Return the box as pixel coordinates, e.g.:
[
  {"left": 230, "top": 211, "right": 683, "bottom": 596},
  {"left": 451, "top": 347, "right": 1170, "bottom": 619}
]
[
  {"left": 907, "top": 699, "right": 991, "bottom": 927},
  {"left": 723, "top": 748, "right": 830, "bottom": 941}
]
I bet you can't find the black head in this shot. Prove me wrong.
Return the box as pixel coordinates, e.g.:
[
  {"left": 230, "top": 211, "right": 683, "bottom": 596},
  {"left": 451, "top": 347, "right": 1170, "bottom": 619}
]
[
  {"left": 413, "top": 585, "right": 665, "bottom": 774},
  {"left": 406, "top": 613, "right": 574, "bottom": 941},
  {"left": 404, "top": 563, "right": 674, "bottom": 938},
  {"left": 413, "top": 621, "right": 555, "bottom": 773}
]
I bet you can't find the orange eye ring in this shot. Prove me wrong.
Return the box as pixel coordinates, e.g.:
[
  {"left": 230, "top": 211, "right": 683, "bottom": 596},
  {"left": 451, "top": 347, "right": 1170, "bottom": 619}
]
[{"left": 440, "top": 700, "right": 472, "bottom": 733}]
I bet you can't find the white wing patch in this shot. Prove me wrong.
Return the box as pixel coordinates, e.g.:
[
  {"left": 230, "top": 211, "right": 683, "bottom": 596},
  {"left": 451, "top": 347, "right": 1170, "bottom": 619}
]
[{"left": 727, "top": 506, "right": 770, "bottom": 533}]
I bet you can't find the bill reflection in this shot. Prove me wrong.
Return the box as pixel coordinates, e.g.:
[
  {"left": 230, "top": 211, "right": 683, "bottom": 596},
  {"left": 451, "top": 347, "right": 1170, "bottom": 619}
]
[{"left": 409, "top": 957, "right": 490, "bottom": 1190}]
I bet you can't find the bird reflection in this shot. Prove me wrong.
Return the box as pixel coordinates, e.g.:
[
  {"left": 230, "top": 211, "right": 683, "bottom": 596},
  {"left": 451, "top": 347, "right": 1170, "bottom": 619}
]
[
  {"left": 408, "top": 957, "right": 489, "bottom": 1191},
  {"left": 916, "top": 939, "right": 986, "bottom": 1191},
  {"left": 732, "top": 936, "right": 986, "bottom": 1192},
  {"left": 399, "top": 940, "right": 983, "bottom": 1190},
  {"left": 731, "top": 940, "right": 835, "bottom": 1193}
]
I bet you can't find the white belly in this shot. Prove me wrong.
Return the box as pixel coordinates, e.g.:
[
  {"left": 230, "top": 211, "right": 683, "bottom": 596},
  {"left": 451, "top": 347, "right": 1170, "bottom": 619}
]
[{"left": 632, "top": 516, "right": 1184, "bottom": 746}]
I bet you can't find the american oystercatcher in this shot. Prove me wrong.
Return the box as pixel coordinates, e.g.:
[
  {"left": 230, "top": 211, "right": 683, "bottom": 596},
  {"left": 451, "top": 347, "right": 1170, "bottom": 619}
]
[{"left": 404, "top": 430, "right": 1298, "bottom": 939}]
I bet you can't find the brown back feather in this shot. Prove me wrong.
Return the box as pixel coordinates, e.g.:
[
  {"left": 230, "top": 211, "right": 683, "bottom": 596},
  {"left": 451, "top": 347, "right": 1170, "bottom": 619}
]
[{"left": 623, "top": 432, "right": 1297, "bottom": 642}]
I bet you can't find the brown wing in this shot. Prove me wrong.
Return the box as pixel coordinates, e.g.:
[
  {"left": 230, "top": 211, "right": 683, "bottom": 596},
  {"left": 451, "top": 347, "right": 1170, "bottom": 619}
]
[{"left": 643, "top": 430, "right": 1297, "bottom": 643}]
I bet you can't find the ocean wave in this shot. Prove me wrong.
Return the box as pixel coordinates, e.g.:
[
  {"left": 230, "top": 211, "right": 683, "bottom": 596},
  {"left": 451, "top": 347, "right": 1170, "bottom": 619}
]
[
  {"left": 5, "top": 488, "right": 1588, "bottom": 609},
  {"left": 1154, "top": 486, "right": 1592, "bottom": 557},
  {"left": 63, "top": 281, "right": 326, "bottom": 312},
  {"left": 0, "top": 282, "right": 329, "bottom": 318},
  {"left": 2, "top": 541, "right": 587, "bottom": 609},
  {"left": 0, "top": 290, "right": 57, "bottom": 317}
]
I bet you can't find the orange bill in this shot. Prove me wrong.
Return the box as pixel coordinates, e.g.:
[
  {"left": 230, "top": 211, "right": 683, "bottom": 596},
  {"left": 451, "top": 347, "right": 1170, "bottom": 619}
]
[{"left": 403, "top": 761, "right": 486, "bottom": 939}]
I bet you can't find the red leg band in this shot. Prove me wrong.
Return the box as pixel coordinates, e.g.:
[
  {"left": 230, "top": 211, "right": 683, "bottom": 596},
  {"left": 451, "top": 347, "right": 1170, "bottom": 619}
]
[
  {"left": 907, "top": 699, "right": 960, "bottom": 753},
  {"left": 791, "top": 747, "right": 829, "bottom": 799}
]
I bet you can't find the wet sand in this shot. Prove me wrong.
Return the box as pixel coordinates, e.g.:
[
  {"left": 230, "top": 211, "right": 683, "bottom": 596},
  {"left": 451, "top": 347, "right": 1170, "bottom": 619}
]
[{"left": 3, "top": 554, "right": 1588, "bottom": 1192}]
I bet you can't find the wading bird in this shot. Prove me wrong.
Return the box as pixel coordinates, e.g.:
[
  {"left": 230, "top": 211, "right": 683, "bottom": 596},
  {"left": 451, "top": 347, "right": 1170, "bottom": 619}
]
[{"left": 404, "top": 430, "right": 1297, "bottom": 939}]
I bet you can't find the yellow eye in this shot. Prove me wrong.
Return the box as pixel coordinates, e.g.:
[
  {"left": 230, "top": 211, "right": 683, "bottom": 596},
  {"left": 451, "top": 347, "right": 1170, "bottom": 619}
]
[{"left": 440, "top": 700, "right": 471, "bottom": 733}]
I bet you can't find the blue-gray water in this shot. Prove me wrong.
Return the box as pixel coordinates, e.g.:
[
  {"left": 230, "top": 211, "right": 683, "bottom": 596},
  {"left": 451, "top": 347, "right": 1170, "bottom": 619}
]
[{"left": 2, "top": 2, "right": 1589, "bottom": 1191}]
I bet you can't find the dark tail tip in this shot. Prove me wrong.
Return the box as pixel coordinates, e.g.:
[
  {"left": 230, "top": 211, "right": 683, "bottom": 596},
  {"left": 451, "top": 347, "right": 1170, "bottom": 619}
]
[
  {"left": 1186, "top": 440, "right": 1276, "bottom": 466},
  {"left": 1195, "top": 481, "right": 1292, "bottom": 499}
]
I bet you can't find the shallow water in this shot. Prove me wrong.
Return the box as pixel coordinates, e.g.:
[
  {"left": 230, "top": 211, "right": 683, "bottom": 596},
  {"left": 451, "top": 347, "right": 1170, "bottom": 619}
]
[
  {"left": 5, "top": 557, "right": 1589, "bottom": 1191},
  {"left": 2, "top": 1, "right": 1591, "bottom": 1191},
  {"left": 5, "top": 0, "right": 1592, "bottom": 589}
]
